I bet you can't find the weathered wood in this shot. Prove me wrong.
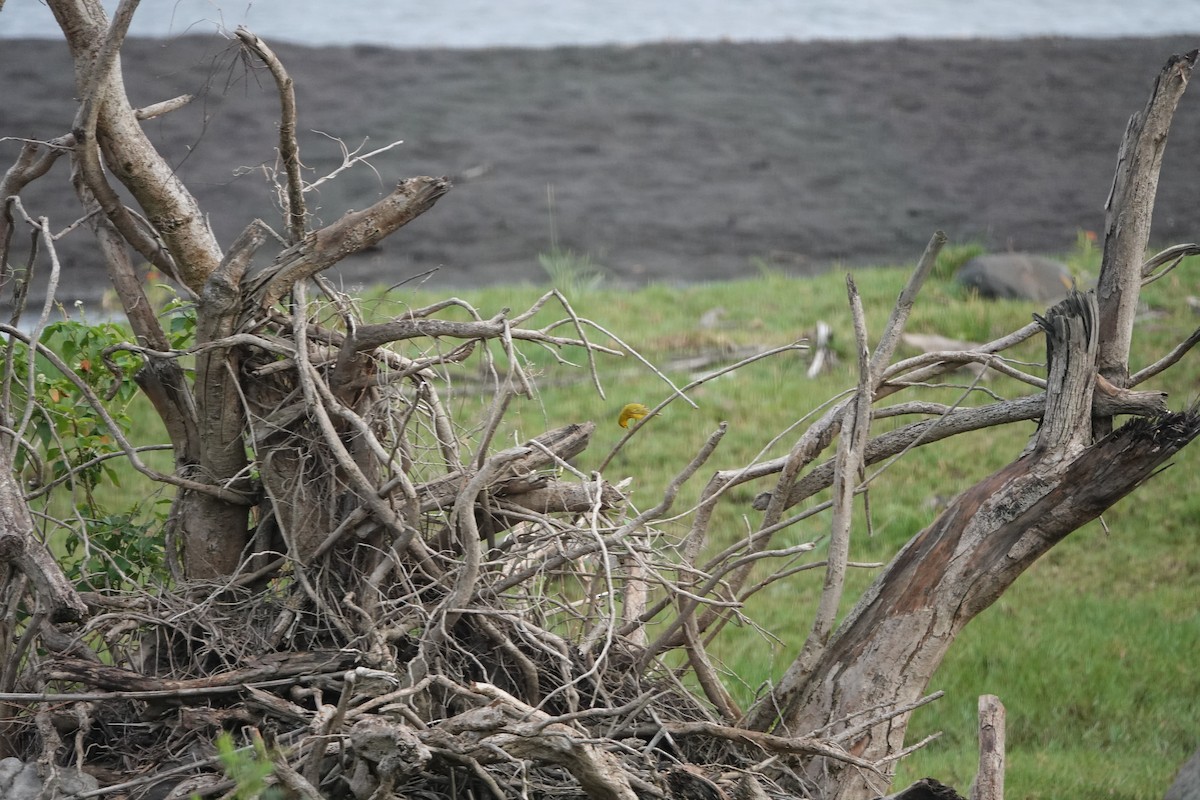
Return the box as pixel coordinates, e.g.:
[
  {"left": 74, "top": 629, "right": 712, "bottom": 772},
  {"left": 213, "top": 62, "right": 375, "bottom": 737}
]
[
  {"left": 751, "top": 376, "right": 1167, "bottom": 512},
  {"left": 0, "top": 444, "right": 87, "bottom": 624},
  {"left": 244, "top": 177, "right": 450, "bottom": 310},
  {"left": 440, "top": 683, "right": 640, "bottom": 800},
  {"left": 413, "top": 423, "right": 597, "bottom": 513},
  {"left": 46, "top": 649, "right": 355, "bottom": 692},
  {"left": 52, "top": 0, "right": 222, "bottom": 291},
  {"left": 175, "top": 224, "right": 272, "bottom": 577},
  {"left": 234, "top": 29, "right": 306, "bottom": 243},
  {"left": 1096, "top": 50, "right": 1196, "bottom": 393},
  {"left": 746, "top": 293, "right": 1200, "bottom": 799},
  {"left": 970, "top": 694, "right": 1005, "bottom": 800}
]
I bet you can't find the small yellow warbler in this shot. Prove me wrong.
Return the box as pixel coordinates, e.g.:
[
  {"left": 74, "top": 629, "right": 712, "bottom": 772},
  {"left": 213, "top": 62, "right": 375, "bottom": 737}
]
[{"left": 618, "top": 402, "right": 650, "bottom": 428}]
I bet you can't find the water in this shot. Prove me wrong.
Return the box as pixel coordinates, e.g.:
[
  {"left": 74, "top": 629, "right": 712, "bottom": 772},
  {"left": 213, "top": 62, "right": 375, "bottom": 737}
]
[{"left": 2, "top": 0, "right": 1198, "bottom": 47}]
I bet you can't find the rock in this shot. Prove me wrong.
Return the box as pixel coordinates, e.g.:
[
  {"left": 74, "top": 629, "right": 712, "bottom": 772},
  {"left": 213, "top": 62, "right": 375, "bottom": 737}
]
[
  {"left": 1166, "top": 748, "right": 1200, "bottom": 800},
  {"left": 955, "top": 254, "right": 1074, "bottom": 303},
  {"left": 880, "top": 777, "right": 966, "bottom": 800},
  {"left": 0, "top": 758, "right": 98, "bottom": 800}
]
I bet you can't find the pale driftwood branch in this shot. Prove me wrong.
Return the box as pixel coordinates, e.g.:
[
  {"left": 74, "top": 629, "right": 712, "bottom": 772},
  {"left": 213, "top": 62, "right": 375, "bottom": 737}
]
[
  {"left": 877, "top": 321, "right": 1043, "bottom": 400},
  {"left": 244, "top": 176, "right": 450, "bottom": 309},
  {"left": 682, "top": 615, "right": 742, "bottom": 722},
  {"left": 869, "top": 231, "right": 947, "bottom": 381},
  {"left": 68, "top": 0, "right": 179, "bottom": 279},
  {"left": 336, "top": 317, "right": 620, "bottom": 380},
  {"left": 52, "top": 0, "right": 222, "bottom": 291},
  {"left": 304, "top": 134, "right": 405, "bottom": 194},
  {"left": 751, "top": 372, "right": 1167, "bottom": 513},
  {"left": 1130, "top": 326, "right": 1200, "bottom": 386},
  {"left": 412, "top": 423, "right": 597, "bottom": 515},
  {"left": 597, "top": 341, "right": 802, "bottom": 472},
  {"left": 235, "top": 28, "right": 306, "bottom": 242},
  {"left": 746, "top": 276, "right": 875, "bottom": 732},
  {"left": 455, "top": 683, "right": 640, "bottom": 800},
  {"left": 440, "top": 449, "right": 530, "bottom": 628},
  {"left": 970, "top": 694, "right": 1005, "bottom": 800},
  {"left": 614, "top": 720, "right": 883, "bottom": 773},
  {"left": 0, "top": 445, "right": 88, "bottom": 624},
  {"left": 821, "top": 690, "right": 946, "bottom": 744},
  {"left": 1141, "top": 242, "right": 1200, "bottom": 284},
  {"left": 1096, "top": 50, "right": 1196, "bottom": 390},
  {"left": 45, "top": 650, "right": 355, "bottom": 692},
  {"left": 133, "top": 93, "right": 192, "bottom": 120},
  {"left": 1032, "top": 292, "right": 1098, "bottom": 455},
  {"left": 882, "top": 350, "right": 1044, "bottom": 388}
]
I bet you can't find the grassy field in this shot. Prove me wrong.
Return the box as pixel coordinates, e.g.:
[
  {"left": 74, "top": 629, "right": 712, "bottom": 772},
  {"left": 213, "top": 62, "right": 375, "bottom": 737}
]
[{"left": 40, "top": 241, "right": 1199, "bottom": 798}]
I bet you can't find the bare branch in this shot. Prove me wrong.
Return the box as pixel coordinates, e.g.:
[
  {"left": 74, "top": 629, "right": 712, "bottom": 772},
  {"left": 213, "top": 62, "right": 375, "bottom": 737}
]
[
  {"left": 133, "top": 94, "right": 193, "bottom": 120},
  {"left": 1096, "top": 50, "right": 1197, "bottom": 391},
  {"left": 52, "top": 0, "right": 222, "bottom": 290},
  {"left": 870, "top": 230, "right": 947, "bottom": 381},
  {"left": 1130, "top": 326, "right": 1200, "bottom": 385},
  {"left": 745, "top": 275, "right": 875, "bottom": 731},
  {"left": 970, "top": 695, "right": 1005, "bottom": 800},
  {"left": 235, "top": 28, "right": 306, "bottom": 242},
  {"left": 244, "top": 176, "right": 450, "bottom": 309}
]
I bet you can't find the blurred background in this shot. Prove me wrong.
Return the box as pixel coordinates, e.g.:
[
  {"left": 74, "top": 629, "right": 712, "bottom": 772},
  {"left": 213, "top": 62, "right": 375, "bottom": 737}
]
[{"left": 4, "top": 0, "right": 1199, "bottom": 48}]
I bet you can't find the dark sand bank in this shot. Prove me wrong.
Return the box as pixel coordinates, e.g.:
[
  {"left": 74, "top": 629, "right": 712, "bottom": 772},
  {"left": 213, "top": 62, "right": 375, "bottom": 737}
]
[{"left": 2, "top": 35, "right": 1199, "bottom": 309}]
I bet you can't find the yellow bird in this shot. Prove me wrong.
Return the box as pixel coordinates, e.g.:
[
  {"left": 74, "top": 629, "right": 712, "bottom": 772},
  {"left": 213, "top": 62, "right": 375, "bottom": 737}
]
[{"left": 618, "top": 402, "right": 650, "bottom": 428}]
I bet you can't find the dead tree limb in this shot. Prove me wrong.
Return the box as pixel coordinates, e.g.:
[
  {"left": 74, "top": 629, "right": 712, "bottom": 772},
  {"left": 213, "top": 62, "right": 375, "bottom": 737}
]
[
  {"left": 764, "top": 277, "right": 875, "bottom": 720},
  {"left": 1095, "top": 50, "right": 1197, "bottom": 423},
  {"left": 243, "top": 176, "right": 450, "bottom": 310},
  {"left": 746, "top": 292, "right": 1200, "bottom": 799},
  {"left": 235, "top": 28, "right": 307, "bottom": 242},
  {"left": 51, "top": 0, "right": 222, "bottom": 292},
  {"left": 0, "top": 445, "right": 87, "bottom": 624}
]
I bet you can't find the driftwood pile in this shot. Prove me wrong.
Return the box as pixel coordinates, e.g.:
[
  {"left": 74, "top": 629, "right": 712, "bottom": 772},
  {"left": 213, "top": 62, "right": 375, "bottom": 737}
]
[{"left": 1, "top": 5, "right": 1198, "bottom": 798}]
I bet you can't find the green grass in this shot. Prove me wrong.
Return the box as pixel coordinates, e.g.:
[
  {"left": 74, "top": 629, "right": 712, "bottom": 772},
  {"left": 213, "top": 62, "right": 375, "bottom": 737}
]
[{"left": 47, "top": 244, "right": 1200, "bottom": 798}]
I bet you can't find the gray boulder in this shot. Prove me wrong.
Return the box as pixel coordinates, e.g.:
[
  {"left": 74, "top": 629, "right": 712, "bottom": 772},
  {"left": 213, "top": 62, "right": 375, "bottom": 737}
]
[
  {"left": 955, "top": 253, "right": 1074, "bottom": 303},
  {"left": 1166, "top": 748, "right": 1200, "bottom": 800},
  {"left": 0, "top": 758, "right": 98, "bottom": 800}
]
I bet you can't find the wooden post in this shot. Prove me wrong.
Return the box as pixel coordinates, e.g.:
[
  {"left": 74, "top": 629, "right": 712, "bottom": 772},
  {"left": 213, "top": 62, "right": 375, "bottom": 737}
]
[{"left": 971, "top": 694, "right": 1006, "bottom": 800}]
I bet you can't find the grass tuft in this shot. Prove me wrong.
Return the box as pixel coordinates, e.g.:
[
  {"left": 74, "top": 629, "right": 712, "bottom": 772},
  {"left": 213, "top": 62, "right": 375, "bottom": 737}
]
[{"left": 537, "top": 247, "right": 606, "bottom": 296}]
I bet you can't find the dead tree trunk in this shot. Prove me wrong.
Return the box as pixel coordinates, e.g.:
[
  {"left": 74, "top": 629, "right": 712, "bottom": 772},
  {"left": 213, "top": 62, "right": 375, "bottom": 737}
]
[{"left": 746, "top": 292, "right": 1199, "bottom": 797}]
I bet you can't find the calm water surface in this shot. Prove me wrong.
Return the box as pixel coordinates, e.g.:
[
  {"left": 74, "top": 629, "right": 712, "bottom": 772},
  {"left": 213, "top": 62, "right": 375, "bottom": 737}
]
[{"left": 2, "top": 0, "right": 1198, "bottom": 46}]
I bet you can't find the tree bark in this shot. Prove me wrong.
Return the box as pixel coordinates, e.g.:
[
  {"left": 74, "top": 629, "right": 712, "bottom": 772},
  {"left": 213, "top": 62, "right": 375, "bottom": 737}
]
[
  {"left": 51, "top": 0, "right": 223, "bottom": 292},
  {"left": 0, "top": 444, "right": 87, "bottom": 624},
  {"left": 970, "top": 695, "right": 1005, "bottom": 800},
  {"left": 175, "top": 226, "right": 268, "bottom": 577},
  {"left": 1095, "top": 50, "right": 1196, "bottom": 421}
]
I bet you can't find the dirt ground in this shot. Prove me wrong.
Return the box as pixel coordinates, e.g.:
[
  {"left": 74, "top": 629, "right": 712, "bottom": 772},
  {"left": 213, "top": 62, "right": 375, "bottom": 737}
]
[{"left": 3, "top": 34, "right": 1199, "bottom": 310}]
